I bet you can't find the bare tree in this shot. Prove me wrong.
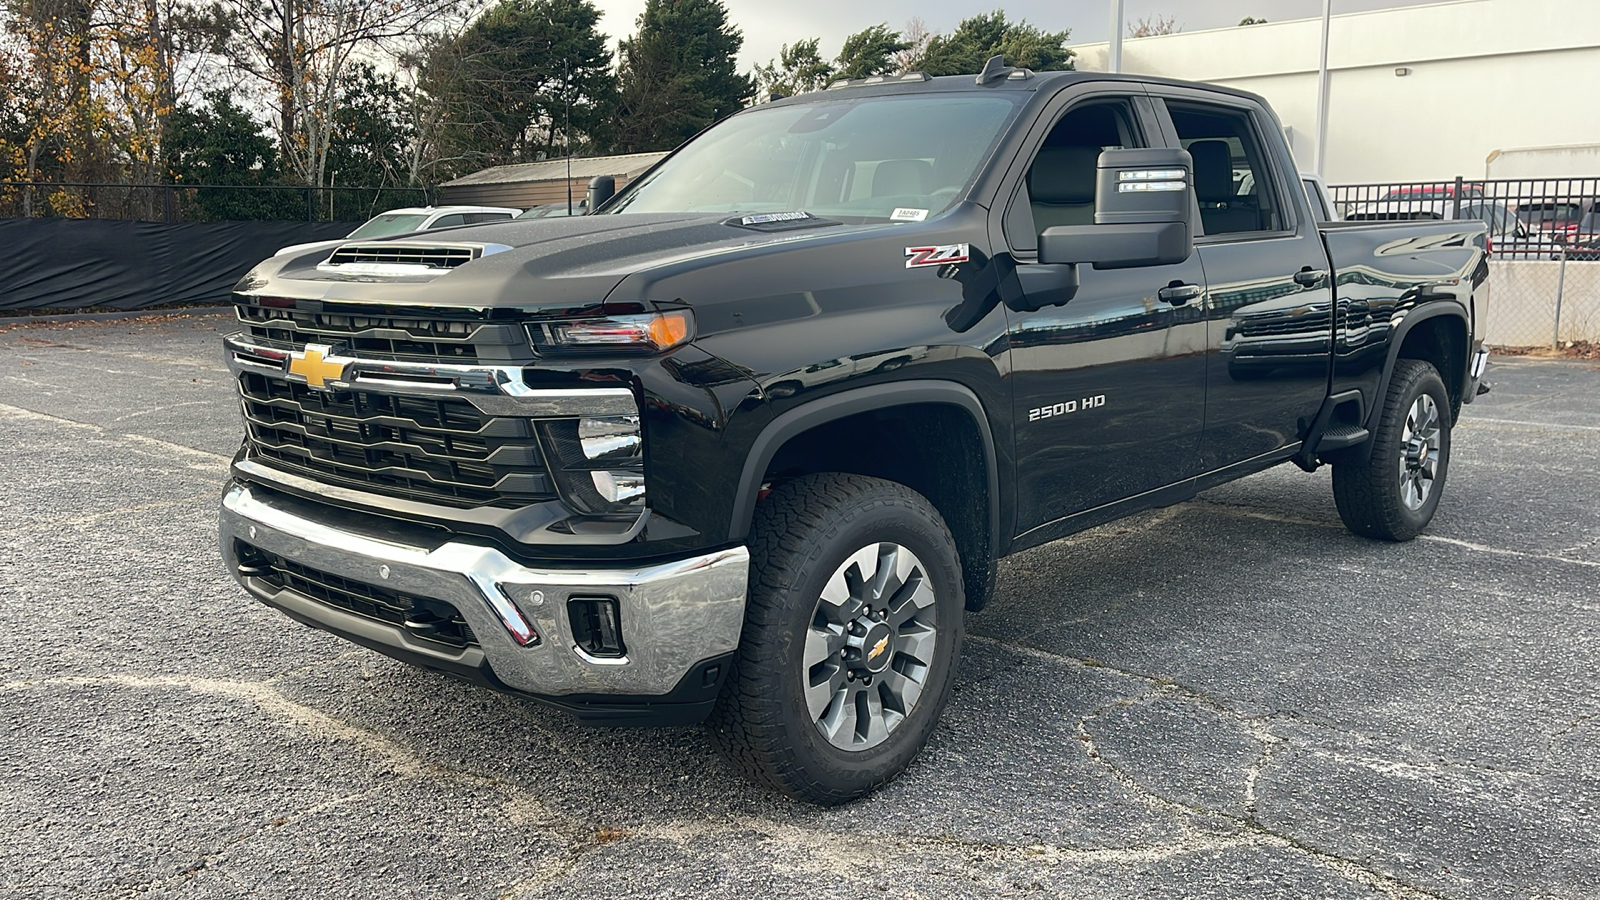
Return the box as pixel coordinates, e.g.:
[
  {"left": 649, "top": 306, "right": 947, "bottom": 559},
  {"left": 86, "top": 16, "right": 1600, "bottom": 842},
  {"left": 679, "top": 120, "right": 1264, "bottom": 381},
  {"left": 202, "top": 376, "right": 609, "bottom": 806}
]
[
  {"left": 891, "top": 16, "right": 930, "bottom": 74},
  {"left": 222, "top": 0, "right": 476, "bottom": 187},
  {"left": 1127, "top": 15, "right": 1180, "bottom": 38}
]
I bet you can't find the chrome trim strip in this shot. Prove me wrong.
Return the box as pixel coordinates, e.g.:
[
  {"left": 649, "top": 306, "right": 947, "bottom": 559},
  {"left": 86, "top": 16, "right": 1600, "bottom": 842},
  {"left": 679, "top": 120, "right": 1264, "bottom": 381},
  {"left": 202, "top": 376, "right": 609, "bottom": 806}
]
[
  {"left": 223, "top": 332, "right": 636, "bottom": 416},
  {"left": 230, "top": 458, "right": 650, "bottom": 546},
  {"left": 220, "top": 482, "right": 749, "bottom": 697}
]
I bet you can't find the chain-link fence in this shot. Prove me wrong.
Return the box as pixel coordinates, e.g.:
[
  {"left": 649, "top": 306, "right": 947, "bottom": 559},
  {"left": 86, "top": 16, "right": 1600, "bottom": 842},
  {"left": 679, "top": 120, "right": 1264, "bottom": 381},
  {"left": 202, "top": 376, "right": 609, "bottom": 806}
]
[
  {"left": 1330, "top": 177, "right": 1600, "bottom": 349},
  {"left": 0, "top": 182, "right": 435, "bottom": 224}
]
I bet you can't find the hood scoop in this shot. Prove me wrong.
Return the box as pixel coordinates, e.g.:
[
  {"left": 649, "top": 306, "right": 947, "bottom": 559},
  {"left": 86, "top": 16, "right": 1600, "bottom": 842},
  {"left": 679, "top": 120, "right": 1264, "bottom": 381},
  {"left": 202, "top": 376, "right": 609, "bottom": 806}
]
[{"left": 317, "top": 241, "right": 510, "bottom": 277}]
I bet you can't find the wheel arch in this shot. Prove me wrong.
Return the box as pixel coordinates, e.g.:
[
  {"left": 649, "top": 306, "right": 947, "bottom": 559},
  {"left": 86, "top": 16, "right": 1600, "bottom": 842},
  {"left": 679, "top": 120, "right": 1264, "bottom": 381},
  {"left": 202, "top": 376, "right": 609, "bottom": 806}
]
[
  {"left": 1368, "top": 303, "right": 1470, "bottom": 436},
  {"left": 728, "top": 381, "right": 1002, "bottom": 608}
]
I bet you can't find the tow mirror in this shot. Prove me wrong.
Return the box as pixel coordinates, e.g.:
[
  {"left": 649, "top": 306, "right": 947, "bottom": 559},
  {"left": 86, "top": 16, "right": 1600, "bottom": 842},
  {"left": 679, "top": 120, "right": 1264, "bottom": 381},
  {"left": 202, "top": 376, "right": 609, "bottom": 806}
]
[
  {"left": 1038, "top": 148, "right": 1194, "bottom": 269},
  {"left": 587, "top": 175, "right": 616, "bottom": 212}
]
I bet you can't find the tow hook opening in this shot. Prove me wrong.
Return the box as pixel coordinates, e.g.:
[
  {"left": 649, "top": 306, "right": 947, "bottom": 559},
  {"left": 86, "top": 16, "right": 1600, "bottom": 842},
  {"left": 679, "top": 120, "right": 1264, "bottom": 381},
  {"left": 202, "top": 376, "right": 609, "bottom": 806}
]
[{"left": 569, "top": 596, "right": 626, "bottom": 658}]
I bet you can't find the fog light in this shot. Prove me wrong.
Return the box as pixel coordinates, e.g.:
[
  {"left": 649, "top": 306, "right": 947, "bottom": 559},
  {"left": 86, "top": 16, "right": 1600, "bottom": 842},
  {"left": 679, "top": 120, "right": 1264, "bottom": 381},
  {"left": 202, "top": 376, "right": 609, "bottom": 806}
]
[
  {"left": 569, "top": 596, "right": 626, "bottom": 658},
  {"left": 591, "top": 470, "right": 646, "bottom": 505}
]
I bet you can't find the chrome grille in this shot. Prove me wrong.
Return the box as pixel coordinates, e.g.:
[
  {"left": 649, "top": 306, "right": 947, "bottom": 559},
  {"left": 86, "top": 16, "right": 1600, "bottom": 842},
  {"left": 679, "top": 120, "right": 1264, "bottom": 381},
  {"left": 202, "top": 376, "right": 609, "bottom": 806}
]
[
  {"left": 236, "top": 306, "right": 481, "bottom": 363},
  {"left": 325, "top": 243, "right": 475, "bottom": 269},
  {"left": 237, "top": 370, "right": 555, "bottom": 508}
]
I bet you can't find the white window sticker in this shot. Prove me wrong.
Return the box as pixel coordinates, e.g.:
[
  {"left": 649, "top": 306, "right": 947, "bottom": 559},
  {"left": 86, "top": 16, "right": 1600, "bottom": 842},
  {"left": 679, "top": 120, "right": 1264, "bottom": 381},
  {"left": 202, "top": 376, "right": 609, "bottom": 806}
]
[{"left": 891, "top": 208, "right": 929, "bottom": 222}]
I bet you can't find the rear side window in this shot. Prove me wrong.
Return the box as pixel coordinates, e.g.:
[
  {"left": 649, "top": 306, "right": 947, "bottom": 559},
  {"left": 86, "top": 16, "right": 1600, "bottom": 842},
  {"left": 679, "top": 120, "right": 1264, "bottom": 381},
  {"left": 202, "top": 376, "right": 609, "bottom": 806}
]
[
  {"left": 461, "top": 212, "right": 513, "bottom": 224},
  {"left": 427, "top": 214, "right": 466, "bottom": 229},
  {"left": 1167, "top": 103, "right": 1285, "bottom": 237}
]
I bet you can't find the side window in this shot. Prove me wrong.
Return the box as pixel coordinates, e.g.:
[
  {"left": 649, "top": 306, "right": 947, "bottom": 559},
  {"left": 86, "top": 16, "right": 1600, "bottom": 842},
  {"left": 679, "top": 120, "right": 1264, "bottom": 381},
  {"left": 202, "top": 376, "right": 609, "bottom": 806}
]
[
  {"left": 462, "top": 212, "right": 512, "bottom": 225},
  {"left": 1005, "top": 100, "right": 1146, "bottom": 253},
  {"left": 428, "top": 214, "right": 465, "bottom": 229},
  {"left": 1167, "top": 103, "right": 1286, "bottom": 237}
]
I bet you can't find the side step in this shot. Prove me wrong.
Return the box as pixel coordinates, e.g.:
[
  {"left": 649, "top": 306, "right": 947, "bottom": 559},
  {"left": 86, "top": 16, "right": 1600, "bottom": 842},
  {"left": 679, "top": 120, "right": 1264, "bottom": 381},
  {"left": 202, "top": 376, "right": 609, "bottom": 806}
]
[{"left": 1315, "top": 424, "right": 1370, "bottom": 453}]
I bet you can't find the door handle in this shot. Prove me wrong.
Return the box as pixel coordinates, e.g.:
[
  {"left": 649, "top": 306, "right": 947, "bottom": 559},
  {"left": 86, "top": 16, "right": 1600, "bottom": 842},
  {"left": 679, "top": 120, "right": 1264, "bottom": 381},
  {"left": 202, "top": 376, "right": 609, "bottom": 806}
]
[
  {"left": 1294, "top": 267, "right": 1327, "bottom": 287},
  {"left": 1158, "top": 282, "right": 1202, "bottom": 305}
]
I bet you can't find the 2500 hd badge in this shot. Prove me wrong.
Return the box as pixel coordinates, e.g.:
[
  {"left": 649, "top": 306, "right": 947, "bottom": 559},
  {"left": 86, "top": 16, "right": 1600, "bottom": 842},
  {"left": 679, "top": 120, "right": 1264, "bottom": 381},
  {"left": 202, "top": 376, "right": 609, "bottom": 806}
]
[
  {"left": 219, "top": 56, "right": 1490, "bottom": 806},
  {"left": 1029, "top": 394, "right": 1107, "bottom": 421}
]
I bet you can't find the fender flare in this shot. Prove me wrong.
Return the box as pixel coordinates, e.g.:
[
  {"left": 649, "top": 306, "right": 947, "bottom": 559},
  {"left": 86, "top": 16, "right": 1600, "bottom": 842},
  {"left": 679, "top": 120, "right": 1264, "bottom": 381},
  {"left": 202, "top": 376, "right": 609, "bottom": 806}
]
[
  {"left": 726, "top": 380, "right": 1001, "bottom": 553},
  {"left": 1365, "top": 300, "right": 1470, "bottom": 437}
]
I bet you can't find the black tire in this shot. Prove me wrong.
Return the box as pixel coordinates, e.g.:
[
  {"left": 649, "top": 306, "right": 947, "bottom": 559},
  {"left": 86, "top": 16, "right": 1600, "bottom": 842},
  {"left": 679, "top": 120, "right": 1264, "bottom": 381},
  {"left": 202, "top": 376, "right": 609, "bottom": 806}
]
[
  {"left": 708, "top": 473, "right": 965, "bottom": 805},
  {"left": 1332, "top": 358, "right": 1451, "bottom": 541}
]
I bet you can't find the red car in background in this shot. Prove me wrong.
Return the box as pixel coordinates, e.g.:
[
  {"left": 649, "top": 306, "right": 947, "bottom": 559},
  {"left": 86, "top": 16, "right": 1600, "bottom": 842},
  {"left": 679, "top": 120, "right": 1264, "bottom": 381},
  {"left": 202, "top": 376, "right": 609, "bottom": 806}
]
[{"left": 1380, "top": 183, "right": 1486, "bottom": 201}]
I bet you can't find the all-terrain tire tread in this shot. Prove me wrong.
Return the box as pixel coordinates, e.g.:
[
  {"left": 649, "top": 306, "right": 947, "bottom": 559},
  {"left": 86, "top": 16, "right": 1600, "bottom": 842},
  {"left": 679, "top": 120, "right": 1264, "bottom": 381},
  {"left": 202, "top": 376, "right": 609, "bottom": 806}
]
[
  {"left": 707, "top": 473, "right": 962, "bottom": 805},
  {"left": 1332, "top": 358, "right": 1448, "bottom": 542}
]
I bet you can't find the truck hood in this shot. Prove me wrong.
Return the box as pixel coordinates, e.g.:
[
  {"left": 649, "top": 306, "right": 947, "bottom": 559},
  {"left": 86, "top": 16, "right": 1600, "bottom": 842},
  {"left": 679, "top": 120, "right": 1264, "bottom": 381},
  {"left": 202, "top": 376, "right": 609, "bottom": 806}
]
[{"left": 235, "top": 212, "right": 887, "bottom": 313}]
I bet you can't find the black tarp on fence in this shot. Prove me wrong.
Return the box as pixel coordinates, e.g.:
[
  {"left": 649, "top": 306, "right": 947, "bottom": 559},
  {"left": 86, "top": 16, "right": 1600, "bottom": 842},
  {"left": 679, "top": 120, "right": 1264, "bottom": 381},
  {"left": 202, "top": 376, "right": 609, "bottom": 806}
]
[{"left": 0, "top": 218, "right": 358, "bottom": 312}]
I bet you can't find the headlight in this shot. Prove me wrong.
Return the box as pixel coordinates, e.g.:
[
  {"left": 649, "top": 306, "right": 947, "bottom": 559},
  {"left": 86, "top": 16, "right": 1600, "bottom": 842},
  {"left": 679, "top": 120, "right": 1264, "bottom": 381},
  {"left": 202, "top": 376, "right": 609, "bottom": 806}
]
[{"left": 531, "top": 311, "right": 693, "bottom": 354}]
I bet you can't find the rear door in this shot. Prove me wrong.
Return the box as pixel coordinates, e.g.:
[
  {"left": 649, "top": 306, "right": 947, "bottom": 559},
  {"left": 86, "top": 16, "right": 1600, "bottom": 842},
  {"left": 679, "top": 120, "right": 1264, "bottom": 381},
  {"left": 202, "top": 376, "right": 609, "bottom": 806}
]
[
  {"left": 999, "top": 89, "right": 1208, "bottom": 534},
  {"left": 1148, "top": 92, "right": 1333, "bottom": 472}
]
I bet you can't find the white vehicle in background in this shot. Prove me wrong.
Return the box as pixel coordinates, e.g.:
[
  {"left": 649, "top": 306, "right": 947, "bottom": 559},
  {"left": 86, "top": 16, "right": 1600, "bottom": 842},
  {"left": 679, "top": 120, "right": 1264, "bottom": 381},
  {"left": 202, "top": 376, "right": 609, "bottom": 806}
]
[
  {"left": 1345, "top": 197, "right": 1526, "bottom": 254},
  {"left": 275, "top": 205, "right": 522, "bottom": 257},
  {"left": 1301, "top": 174, "right": 1339, "bottom": 221}
]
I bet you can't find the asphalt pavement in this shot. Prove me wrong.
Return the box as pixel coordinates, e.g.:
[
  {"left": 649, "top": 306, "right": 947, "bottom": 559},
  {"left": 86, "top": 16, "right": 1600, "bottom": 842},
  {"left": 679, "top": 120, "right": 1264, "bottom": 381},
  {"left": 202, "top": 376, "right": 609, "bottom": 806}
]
[{"left": 2, "top": 312, "right": 1598, "bottom": 899}]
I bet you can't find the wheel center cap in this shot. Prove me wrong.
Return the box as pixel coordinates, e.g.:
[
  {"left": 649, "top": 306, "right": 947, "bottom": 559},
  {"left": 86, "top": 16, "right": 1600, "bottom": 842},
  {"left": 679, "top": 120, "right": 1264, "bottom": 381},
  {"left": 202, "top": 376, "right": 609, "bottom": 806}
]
[{"left": 858, "top": 622, "right": 893, "bottom": 674}]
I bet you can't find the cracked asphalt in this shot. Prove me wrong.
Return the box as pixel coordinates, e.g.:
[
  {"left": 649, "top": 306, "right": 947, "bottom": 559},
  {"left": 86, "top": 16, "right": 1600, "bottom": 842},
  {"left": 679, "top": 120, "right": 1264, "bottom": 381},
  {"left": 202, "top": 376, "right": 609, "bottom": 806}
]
[{"left": 3, "top": 312, "right": 1599, "bottom": 899}]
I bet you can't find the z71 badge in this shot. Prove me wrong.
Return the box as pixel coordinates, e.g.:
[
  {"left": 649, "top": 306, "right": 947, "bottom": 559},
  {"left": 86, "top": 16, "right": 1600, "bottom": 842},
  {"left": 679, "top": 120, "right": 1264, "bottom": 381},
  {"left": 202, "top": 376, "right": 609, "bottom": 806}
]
[{"left": 905, "top": 243, "right": 970, "bottom": 268}]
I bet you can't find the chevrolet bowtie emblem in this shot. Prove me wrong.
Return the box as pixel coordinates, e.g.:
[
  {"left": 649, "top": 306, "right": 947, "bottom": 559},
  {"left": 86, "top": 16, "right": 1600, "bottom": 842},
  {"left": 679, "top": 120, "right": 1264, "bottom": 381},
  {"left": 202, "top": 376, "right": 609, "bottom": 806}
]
[
  {"left": 286, "top": 343, "right": 350, "bottom": 389},
  {"left": 870, "top": 635, "right": 890, "bottom": 660}
]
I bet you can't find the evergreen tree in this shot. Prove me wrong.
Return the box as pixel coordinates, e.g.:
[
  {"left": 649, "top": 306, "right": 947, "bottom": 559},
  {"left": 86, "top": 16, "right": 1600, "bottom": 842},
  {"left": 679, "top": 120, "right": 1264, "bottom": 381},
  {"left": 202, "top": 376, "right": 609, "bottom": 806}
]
[
  {"left": 164, "top": 90, "right": 292, "bottom": 219},
  {"left": 613, "top": 0, "right": 753, "bottom": 153},
  {"left": 327, "top": 64, "right": 415, "bottom": 189},
  {"left": 753, "top": 38, "right": 832, "bottom": 100},
  {"left": 420, "top": 0, "right": 614, "bottom": 177},
  {"left": 834, "top": 23, "right": 910, "bottom": 81},
  {"left": 912, "top": 11, "right": 1073, "bottom": 77}
]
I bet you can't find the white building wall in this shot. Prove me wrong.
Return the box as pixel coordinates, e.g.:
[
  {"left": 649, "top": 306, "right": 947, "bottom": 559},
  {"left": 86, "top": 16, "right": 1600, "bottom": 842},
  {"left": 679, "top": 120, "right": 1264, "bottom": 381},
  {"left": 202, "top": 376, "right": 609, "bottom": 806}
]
[{"left": 1071, "top": 0, "right": 1600, "bottom": 184}]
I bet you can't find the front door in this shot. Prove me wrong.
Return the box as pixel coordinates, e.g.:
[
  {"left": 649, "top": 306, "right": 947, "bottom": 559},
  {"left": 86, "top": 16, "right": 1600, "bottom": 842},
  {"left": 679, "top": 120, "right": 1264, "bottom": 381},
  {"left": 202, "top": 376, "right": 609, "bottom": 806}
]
[{"left": 1002, "top": 97, "right": 1209, "bottom": 535}]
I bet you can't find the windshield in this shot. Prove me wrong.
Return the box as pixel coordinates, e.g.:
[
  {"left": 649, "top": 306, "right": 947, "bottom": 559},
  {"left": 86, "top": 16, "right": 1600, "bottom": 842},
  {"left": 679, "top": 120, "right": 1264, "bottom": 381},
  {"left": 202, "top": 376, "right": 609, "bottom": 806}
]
[
  {"left": 347, "top": 213, "right": 428, "bottom": 238},
  {"left": 606, "top": 93, "right": 1020, "bottom": 221}
]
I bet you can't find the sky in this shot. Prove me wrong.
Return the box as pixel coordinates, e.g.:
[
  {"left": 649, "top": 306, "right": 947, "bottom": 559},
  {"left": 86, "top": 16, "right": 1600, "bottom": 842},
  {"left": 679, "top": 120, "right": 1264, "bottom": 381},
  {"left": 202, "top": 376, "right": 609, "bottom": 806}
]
[{"left": 586, "top": 0, "right": 1458, "bottom": 71}]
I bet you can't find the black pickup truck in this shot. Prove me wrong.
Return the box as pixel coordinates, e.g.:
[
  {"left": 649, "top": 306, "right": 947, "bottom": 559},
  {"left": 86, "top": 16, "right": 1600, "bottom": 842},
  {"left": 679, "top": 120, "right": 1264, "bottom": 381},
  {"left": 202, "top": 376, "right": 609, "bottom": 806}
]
[{"left": 220, "top": 59, "right": 1490, "bottom": 804}]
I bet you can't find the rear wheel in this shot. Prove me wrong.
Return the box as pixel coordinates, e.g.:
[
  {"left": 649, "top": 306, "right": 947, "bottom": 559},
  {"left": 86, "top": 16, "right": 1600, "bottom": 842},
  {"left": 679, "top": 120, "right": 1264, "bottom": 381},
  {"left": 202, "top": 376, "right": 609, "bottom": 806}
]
[
  {"left": 1332, "top": 358, "right": 1451, "bottom": 541},
  {"left": 709, "top": 473, "right": 964, "bottom": 804}
]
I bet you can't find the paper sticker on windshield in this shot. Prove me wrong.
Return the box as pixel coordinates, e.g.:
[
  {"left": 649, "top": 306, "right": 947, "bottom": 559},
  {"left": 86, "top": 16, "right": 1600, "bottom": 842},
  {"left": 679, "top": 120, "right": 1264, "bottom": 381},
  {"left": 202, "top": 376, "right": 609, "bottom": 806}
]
[
  {"left": 905, "top": 243, "right": 969, "bottom": 268},
  {"left": 891, "top": 208, "right": 929, "bottom": 222},
  {"left": 740, "top": 212, "right": 812, "bottom": 225}
]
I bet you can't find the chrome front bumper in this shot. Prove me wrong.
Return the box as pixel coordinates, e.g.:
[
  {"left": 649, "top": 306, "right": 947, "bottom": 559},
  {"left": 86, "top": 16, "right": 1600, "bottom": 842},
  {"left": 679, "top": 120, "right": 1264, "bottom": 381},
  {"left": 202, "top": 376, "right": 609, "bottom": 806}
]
[{"left": 220, "top": 481, "right": 749, "bottom": 701}]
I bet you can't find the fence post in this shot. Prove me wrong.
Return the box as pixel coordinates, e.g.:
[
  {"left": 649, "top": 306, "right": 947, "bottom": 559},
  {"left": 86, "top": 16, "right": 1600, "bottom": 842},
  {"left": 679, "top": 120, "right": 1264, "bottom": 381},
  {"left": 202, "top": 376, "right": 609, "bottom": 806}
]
[
  {"left": 1552, "top": 245, "right": 1567, "bottom": 350},
  {"left": 304, "top": 187, "right": 314, "bottom": 222},
  {"left": 163, "top": 185, "right": 174, "bottom": 224},
  {"left": 1451, "top": 175, "right": 1463, "bottom": 221}
]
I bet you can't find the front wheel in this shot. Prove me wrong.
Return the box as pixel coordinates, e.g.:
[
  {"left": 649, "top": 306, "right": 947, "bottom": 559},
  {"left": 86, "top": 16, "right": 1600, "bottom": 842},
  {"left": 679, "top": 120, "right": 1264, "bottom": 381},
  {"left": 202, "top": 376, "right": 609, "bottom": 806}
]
[
  {"left": 1332, "top": 358, "right": 1452, "bottom": 541},
  {"left": 708, "top": 474, "right": 965, "bottom": 805}
]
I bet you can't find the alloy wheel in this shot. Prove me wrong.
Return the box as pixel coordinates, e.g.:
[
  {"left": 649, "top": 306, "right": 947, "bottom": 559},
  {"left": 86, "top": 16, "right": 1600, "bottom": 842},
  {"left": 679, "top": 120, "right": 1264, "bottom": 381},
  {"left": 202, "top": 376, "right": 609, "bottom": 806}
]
[
  {"left": 1398, "top": 393, "right": 1442, "bottom": 510},
  {"left": 803, "top": 542, "right": 938, "bottom": 751}
]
